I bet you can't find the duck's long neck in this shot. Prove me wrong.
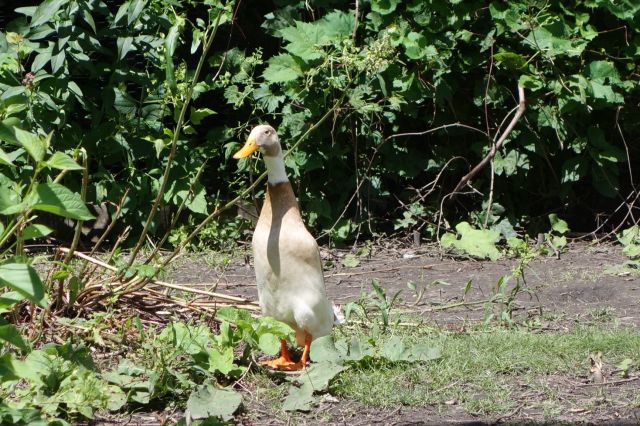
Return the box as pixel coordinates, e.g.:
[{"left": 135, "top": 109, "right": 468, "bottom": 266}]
[{"left": 264, "top": 152, "right": 289, "bottom": 185}]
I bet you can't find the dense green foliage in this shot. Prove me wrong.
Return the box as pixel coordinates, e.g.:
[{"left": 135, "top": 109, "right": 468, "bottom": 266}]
[{"left": 1, "top": 0, "right": 639, "bottom": 245}]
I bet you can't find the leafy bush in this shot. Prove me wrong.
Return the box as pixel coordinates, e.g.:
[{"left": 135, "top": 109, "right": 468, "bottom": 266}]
[{"left": 2, "top": 0, "right": 638, "bottom": 246}]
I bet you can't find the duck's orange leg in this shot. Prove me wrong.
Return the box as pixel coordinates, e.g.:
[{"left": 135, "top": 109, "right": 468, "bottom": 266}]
[{"left": 261, "top": 333, "right": 311, "bottom": 371}]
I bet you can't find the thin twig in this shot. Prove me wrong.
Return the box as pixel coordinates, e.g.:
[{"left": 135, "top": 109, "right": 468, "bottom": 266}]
[{"left": 450, "top": 86, "right": 526, "bottom": 197}]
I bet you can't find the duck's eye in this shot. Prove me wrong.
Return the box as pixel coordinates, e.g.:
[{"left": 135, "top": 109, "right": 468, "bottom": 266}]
[{"left": 264, "top": 129, "right": 270, "bottom": 135}]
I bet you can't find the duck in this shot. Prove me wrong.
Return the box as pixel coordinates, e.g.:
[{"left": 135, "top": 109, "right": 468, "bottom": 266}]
[{"left": 233, "top": 124, "right": 335, "bottom": 371}]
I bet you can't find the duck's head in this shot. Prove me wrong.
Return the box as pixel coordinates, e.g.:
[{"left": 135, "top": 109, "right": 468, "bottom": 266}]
[{"left": 233, "top": 125, "right": 281, "bottom": 159}]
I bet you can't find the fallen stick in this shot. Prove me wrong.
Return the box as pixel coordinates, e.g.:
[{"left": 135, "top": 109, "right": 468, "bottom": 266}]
[{"left": 59, "top": 247, "right": 259, "bottom": 306}]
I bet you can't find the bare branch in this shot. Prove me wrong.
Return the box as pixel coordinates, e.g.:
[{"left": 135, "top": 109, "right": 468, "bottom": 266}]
[{"left": 450, "top": 86, "right": 526, "bottom": 197}]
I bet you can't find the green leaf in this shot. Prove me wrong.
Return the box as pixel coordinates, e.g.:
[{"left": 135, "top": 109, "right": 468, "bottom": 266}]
[
  {"left": 46, "top": 152, "right": 83, "bottom": 170},
  {"left": 263, "top": 54, "right": 303, "bottom": 83},
  {"left": 113, "top": 87, "right": 137, "bottom": 115},
  {"left": 494, "top": 52, "right": 526, "bottom": 70},
  {"left": 0, "top": 147, "right": 15, "bottom": 167},
  {"left": 588, "top": 60, "right": 620, "bottom": 83},
  {"left": 341, "top": 253, "right": 360, "bottom": 268},
  {"left": 0, "top": 118, "right": 20, "bottom": 144},
  {"left": 283, "top": 362, "right": 346, "bottom": 411},
  {"left": 0, "top": 353, "right": 22, "bottom": 383},
  {"left": 258, "top": 333, "right": 279, "bottom": 356},
  {"left": 618, "top": 225, "right": 639, "bottom": 246},
  {"left": 165, "top": 23, "right": 180, "bottom": 56},
  {"left": 187, "top": 384, "right": 242, "bottom": 421},
  {"left": 20, "top": 224, "right": 53, "bottom": 241},
  {"left": 371, "top": 0, "right": 400, "bottom": 15},
  {"left": 310, "top": 335, "right": 343, "bottom": 363},
  {"left": 0, "top": 263, "right": 47, "bottom": 307},
  {"left": 14, "top": 128, "right": 45, "bottom": 163},
  {"left": 207, "top": 347, "right": 236, "bottom": 375},
  {"left": 403, "top": 32, "right": 431, "bottom": 60},
  {"left": 283, "top": 385, "right": 315, "bottom": 412},
  {"left": 0, "top": 186, "right": 24, "bottom": 215},
  {"left": 0, "top": 323, "right": 29, "bottom": 352},
  {"left": 127, "top": 0, "right": 146, "bottom": 25},
  {"left": 31, "top": 0, "right": 66, "bottom": 27},
  {"left": 117, "top": 36, "right": 134, "bottom": 60},
  {"left": 441, "top": 222, "right": 502, "bottom": 260},
  {"left": 26, "top": 183, "right": 95, "bottom": 220},
  {"left": 548, "top": 214, "right": 569, "bottom": 235},
  {"left": 32, "top": 47, "right": 53, "bottom": 72},
  {"left": 280, "top": 22, "right": 326, "bottom": 61},
  {"left": 190, "top": 107, "right": 216, "bottom": 125},
  {"left": 0, "top": 291, "right": 24, "bottom": 314}
]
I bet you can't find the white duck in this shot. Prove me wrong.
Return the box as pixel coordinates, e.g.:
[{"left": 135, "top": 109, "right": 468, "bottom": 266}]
[{"left": 233, "top": 124, "right": 334, "bottom": 370}]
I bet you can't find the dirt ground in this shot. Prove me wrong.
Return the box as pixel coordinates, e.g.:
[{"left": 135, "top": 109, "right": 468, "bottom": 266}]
[{"left": 161, "top": 241, "right": 640, "bottom": 425}]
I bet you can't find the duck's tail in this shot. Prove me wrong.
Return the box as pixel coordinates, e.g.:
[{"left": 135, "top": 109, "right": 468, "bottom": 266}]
[{"left": 332, "top": 303, "right": 345, "bottom": 325}]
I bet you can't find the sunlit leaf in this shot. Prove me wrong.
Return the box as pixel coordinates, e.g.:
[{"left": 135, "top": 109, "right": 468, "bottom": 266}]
[
  {"left": 0, "top": 263, "right": 47, "bottom": 307},
  {"left": 26, "top": 183, "right": 95, "bottom": 220},
  {"left": 187, "top": 384, "right": 242, "bottom": 421}
]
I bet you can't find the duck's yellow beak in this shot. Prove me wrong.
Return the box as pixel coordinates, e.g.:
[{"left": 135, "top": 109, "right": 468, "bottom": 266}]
[{"left": 233, "top": 137, "right": 258, "bottom": 159}]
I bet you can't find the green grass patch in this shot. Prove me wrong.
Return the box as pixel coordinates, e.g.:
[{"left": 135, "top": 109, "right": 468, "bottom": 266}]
[{"left": 331, "top": 325, "right": 640, "bottom": 415}]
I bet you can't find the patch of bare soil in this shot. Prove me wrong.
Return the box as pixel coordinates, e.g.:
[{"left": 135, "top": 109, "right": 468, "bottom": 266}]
[{"left": 162, "top": 241, "right": 640, "bottom": 425}]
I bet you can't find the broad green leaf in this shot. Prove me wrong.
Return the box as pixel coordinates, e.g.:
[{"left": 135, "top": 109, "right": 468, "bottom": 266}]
[
  {"left": 618, "top": 225, "right": 639, "bottom": 246},
  {"left": 0, "top": 323, "right": 29, "bottom": 352},
  {"left": 371, "top": 0, "right": 400, "bottom": 15},
  {"left": 404, "top": 344, "right": 442, "bottom": 362},
  {"left": 0, "top": 291, "right": 24, "bottom": 314},
  {"left": 494, "top": 51, "right": 526, "bottom": 70},
  {"left": 623, "top": 243, "right": 640, "bottom": 259},
  {"left": 441, "top": 222, "right": 502, "bottom": 260},
  {"left": 0, "top": 263, "right": 47, "bottom": 307},
  {"left": 127, "top": 0, "right": 146, "bottom": 25},
  {"left": 14, "top": 128, "right": 45, "bottom": 163},
  {"left": 0, "top": 186, "right": 24, "bottom": 215},
  {"left": 50, "top": 48, "right": 65, "bottom": 73},
  {"left": 216, "top": 307, "right": 252, "bottom": 323},
  {"left": 263, "top": 54, "right": 302, "bottom": 83},
  {"left": 403, "top": 32, "right": 432, "bottom": 60},
  {"left": 0, "top": 118, "right": 20, "bottom": 144},
  {"left": 113, "top": 1, "right": 130, "bottom": 25},
  {"left": 258, "top": 333, "right": 279, "bottom": 356},
  {"left": 310, "top": 335, "right": 343, "bottom": 362},
  {"left": 31, "top": 0, "right": 65, "bottom": 27},
  {"left": 381, "top": 336, "right": 406, "bottom": 361},
  {"left": 32, "top": 47, "right": 53, "bottom": 72},
  {"left": 548, "top": 214, "right": 569, "bottom": 235},
  {"left": 46, "top": 151, "right": 83, "bottom": 170},
  {"left": 341, "top": 253, "right": 360, "bottom": 268},
  {"left": 187, "top": 384, "right": 242, "bottom": 421},
  {"left": 20, "top": 224, "right": 54, "bottom": 241},
  {"left": 0, "top": 147, "right": 15, "bottom": 167},
  {"left": 190, "top": 107, "right": 216, "bottom": 125},
  {"left": 26, "top": 183, "right": 95, "bottom": 220},
  {"left": 113, "top": 87, "right": 137, "bottom": 115},
  {"left": 117, "top": 36, "right": 134, "bottom": 60},
  {"left": 207, "top": 347, "right": 236, "bottom": 375},
  {"left": 283, "top": 385, "right": 315, "bottom": 412},
  {"left": 588, "top": 61, "right": 620, "bottom": 83},
  {"left": 280, "top": 22, "right": 326, "bottom": 61},
  {"left": 283, "top": 361, "right": 346, "bottom": 411},
  {"left": 0, "top": 353, "right": 21, "bottom": 383}
]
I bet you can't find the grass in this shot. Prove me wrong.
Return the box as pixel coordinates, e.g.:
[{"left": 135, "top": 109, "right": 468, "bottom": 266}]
[
  {"left": 326, "top": 324, "right": 640, "bottom": 415},
  {"left": 239, "top": 320, "right": 640, "bottom": 421}
]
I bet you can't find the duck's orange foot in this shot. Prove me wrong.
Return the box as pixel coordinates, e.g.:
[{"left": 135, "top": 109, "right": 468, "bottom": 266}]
[{"left": 260, "top": 357, "right": 306, "bottom": 371}]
